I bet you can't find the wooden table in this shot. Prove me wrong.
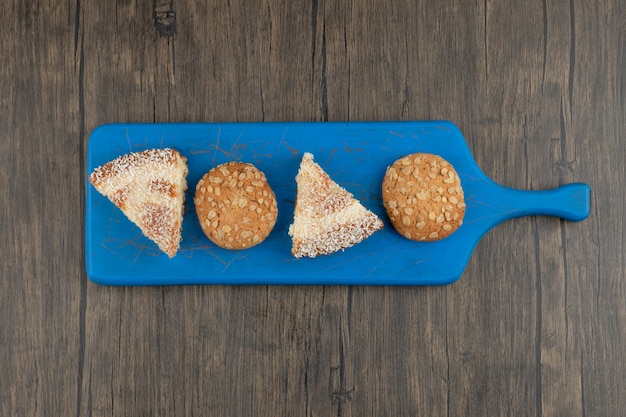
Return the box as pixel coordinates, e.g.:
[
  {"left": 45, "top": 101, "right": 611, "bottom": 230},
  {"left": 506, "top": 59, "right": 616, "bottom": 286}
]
[{"left": 2, "top": 1, "right": 624, "bottom": 415}]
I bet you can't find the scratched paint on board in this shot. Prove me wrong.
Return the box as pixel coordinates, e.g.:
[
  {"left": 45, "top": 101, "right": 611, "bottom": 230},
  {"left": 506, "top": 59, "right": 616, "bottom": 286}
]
[{"left": 85, "top": 121, "right": 589, "bottom": 286}]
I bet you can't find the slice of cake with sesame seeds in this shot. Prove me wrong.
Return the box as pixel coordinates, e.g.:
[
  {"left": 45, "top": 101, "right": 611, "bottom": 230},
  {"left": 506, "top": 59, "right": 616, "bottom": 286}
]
[
  {"left": 288, "top": 152, "right": 383, "bottom": 258},
  {"left": 89, "top": 148, "right": 188, "bottom": 258}
]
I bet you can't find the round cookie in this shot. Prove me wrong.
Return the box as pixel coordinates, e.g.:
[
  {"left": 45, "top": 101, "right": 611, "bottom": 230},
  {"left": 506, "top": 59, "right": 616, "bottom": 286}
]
[
  {"left": 195, "top": 162, "right": 278, "bottom": 249},
  {"left": 382, "top": 153, "right": 465, "bottom": 241}
]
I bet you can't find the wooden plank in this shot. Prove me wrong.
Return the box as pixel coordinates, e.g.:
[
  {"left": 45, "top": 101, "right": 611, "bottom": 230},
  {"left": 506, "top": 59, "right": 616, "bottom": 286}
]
[
  {"left": 0, "top": 0, "right": 624, "bottom": 416},
  {"left": 0, "top": 1, "right": 83, "bottom": 416}
]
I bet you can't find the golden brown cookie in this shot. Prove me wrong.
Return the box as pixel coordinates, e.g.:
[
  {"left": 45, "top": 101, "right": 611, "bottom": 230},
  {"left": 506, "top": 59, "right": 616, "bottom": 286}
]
[
  {"left": 382, "top": 153, "right": 465, "bottom": 241},
  {"left": 194, "top": 162, "right": 278, "bottom": 249}
]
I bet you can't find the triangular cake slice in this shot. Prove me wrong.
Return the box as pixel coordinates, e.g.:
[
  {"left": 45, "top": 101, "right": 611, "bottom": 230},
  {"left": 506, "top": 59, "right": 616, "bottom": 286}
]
[
  {"left": 89, "top": 148, "right": 188, "bottom": 258},
  {"left": 288, "top": 152, "right": 383, "bottom": 258}
]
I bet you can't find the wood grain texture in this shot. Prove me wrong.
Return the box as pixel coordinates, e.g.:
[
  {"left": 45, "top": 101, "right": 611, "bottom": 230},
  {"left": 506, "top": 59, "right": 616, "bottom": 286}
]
[{"left": 1, "top": 0, "right": 624, "bottom": 416}]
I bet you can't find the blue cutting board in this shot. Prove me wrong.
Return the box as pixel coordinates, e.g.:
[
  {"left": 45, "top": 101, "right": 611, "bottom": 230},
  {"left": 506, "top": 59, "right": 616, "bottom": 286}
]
[{"left": 85, "top": 121, "right": 590, "bottom": 286}]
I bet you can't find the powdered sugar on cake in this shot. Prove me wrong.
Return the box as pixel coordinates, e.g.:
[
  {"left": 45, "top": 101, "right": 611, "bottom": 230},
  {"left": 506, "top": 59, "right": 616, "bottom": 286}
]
[
  {"left": 89, "top": 148, "right": 188, "bottom": 258},
  {"left": 289, "top": 152, "right": 383, "bottom": 258}
]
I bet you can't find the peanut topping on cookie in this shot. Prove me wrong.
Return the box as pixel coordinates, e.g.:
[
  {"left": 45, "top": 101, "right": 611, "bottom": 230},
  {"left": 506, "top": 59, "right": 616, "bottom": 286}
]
[
  {"left": 195, "top": 162, "right": 277, "bottom": 250},
  {"left": 382, "top": 153, "right": 465, "bottom": 241}
]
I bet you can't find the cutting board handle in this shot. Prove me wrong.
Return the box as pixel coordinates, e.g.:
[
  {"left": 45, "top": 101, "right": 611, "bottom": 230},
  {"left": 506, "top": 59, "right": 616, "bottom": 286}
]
[{"left": 500, "top": 182, "right": 590, "bottom": 222}]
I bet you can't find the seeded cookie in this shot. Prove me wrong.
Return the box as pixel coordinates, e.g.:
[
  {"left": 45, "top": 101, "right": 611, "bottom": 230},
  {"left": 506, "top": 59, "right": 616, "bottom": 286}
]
[
  {"left": 382, "top": 153, "right": 465, "bottom": 241},
  {"left": 195, "top": 162, "right": 278, "bottom": 249}
]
